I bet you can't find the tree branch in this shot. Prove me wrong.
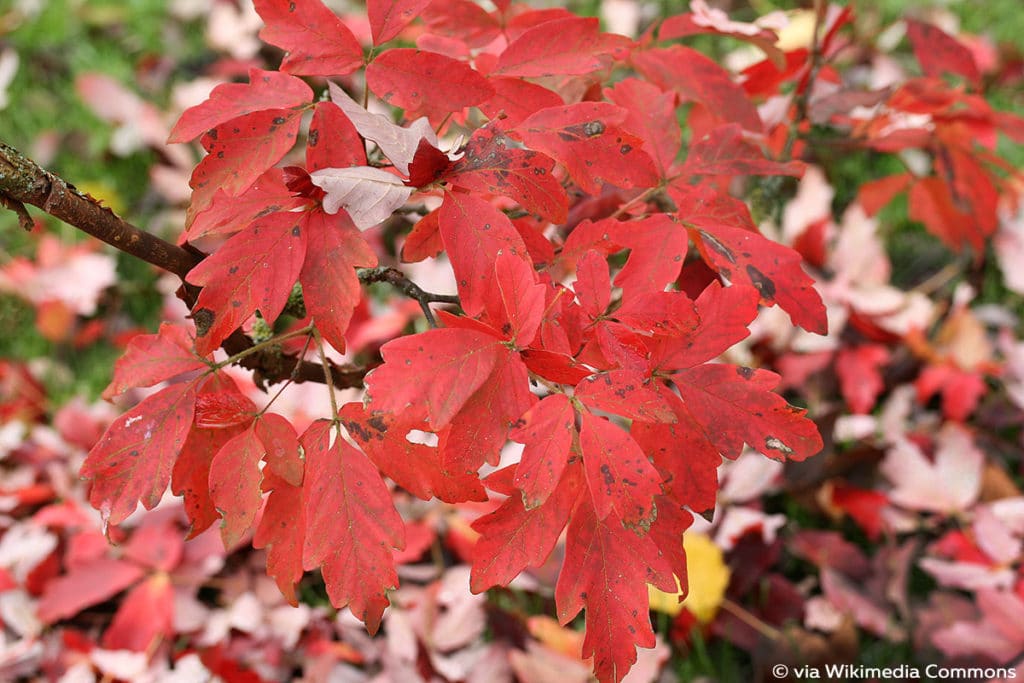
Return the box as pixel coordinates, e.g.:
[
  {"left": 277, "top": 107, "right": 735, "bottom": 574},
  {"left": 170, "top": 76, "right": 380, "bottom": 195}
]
[
  {"left": 0, "top": 139, "right": 368, "bottom": 391},
  {"left": 357, "top": 266, "right": 460, "bottom": 327}
]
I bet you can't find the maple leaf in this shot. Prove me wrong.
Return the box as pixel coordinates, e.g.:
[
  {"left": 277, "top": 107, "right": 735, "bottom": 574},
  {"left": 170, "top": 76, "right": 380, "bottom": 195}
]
[
  {"left": 495, "top": 16, "right": 628, "bottom": 78},
  {"left": 470, "top": 463, "right": 583, "bottom": 592},
  {"left": 102, "top": 323, "right": 206, "bottom": 400},
  {"left": 102, "top": 573, "right": 175, "bottom": 652},
  {"left": 556, "top": 500, "right": 676, "bottom": 683},
  {"left": 438, "top": 190, "right": 529, "bottom": 317},
  {"left": 209, "top": 424, "right": 265, "bottom": 549},
  {"left": 187, "top": 212, "right": 307, "bottom": 356},
  {"left": 682, "top": 123, "right": 804, "bottom": 178},
  {"left": 511, "top": 393, "right": 576, "bottom": 509},
  {"left": 632, "top": 45, "right": 762, "bottom": 132},
  {"left": 515, "top": 103, "right": 659, "bottom": 194},
  {"left": 37, "top": 558, "right": 145, "bottom": 623},
  {"left": 443, "top": 126, "right": 568, "bottom": 224},
  {"left": 340, "top": 402, "right": 487, "bottom": 503},
  {"left": 81, "top": 382, "right": 197, "bottom": 526},
  {"left": 310, "top": 166, "right": 414, "bottom": 229},
  {"left": 365, "top": 326, "right": 503, "bottom": 430},
  {"left": 307, "top": 101, "right": 367, "bottom": 171},
  {"left": 575, "top": 370, "right": 676, "bottom": 423},
  {"left": 605, "top": 78, "right": 681, "bottom": 179},
  {"left": 368, "top": 0, "right": 431, "bottom": 44},
  {"left": 673, "top": 364, "right": 823, "bottom": 462},
  {"left": 578, "top": 410, "right": 663, "bottom": 531},
  {"left": 254, "top": 471, "right": 306, "bottom": 605},
  {"left": 187, "top": 108, "right": 304, "bottom": 217},
  {"left": 301, "top": 420, "right": 405, "bottom": 633},
  {"left": 366, "top": 49, "right": 494, "bottom": 121},
  {"left": 905, "top": 19, "right": 981, "bottom": 89},
  {"left": 168, "top": 68, "right": 312, "bottom": 144},
  {"left": 329, "top": 82, "right": 438, "bottom": 176},
  {"left": 184, "top": 168, "right": 307, "bottom": 239},
  {"left": 836, "top": 345, "right": 890, "bottom": 414},
  {"left": 255, "top": 0, "right": 364, "bottom": 76},
  {"left": 478, "top": 77, "right": 563, "bottom": 128}
]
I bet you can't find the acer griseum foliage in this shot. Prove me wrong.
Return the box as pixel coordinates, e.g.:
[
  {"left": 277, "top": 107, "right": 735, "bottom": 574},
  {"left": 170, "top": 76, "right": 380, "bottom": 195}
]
[{"left": 64, "top": 1, "right": 1021, "bottom": 680}]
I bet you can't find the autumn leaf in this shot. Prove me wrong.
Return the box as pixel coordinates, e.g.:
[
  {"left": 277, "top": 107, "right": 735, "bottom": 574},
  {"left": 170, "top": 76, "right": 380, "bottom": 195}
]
[
  {"left": 37, "top": 558, "right": 145, "bottom": 623},
  {"left": 81, "top": 382, "right": 197, "bottom": 526},
  {"left": 255, "top": 0, "right": 364, "bottom": 76},
  {"left": 306, "top": 100, "right": 366, "bottom": 171},
  {"left": 495, "top": 16, "right": 627, "bottom": 78},
  {"left": 578, "top": 410, "right": 663, "bottom": 531},
  {"left": 301, "top": 420, "right": 405, "bottom": 633},
  {"left": 102, "top": 323, "right": 206, "bottom": 400},
  {"left": 209, "top": 424, "right": 265, "bottom": 549},
  {"left": 556, "top": 500, "right": 676, "bottom": 682},
  {"left": 168, "top": 68, "right": 312, "bottom": 144},
  {"left": 512, "top": 394, "right": 576, "bottom": 509},
  {"left": 515, "top": 102, "right": 658, "bottom": 194},
  {"left": 368, "top": 0, "right": 431, "bottom": 44},
  {"left": 366, "top": 49, "right": 494, "bottom": 121},
  {"left": 365, "top": 326, "right": 503, "bottom": 430},
  {"left": 310, "top": 166, "right": 414, "bottom": 229},
  {"left": 187, "top": 211, "right": 308, "bottom": 356},
  {"left": 254, "top": 471, "right": 306, "bottom": 605}
]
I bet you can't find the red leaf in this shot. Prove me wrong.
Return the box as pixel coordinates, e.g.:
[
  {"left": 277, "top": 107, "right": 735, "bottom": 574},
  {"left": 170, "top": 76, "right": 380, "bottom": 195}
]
[
  {"left": 420, "top": 0, "right": 501, "bottom": 48},
  {"left": 614, "top": 291, "right": 699, "bottom": 336},
  {"left": 836, "top": 345, "right": 889, "bottom": 414},
  {"left": 406, "top": 138, "right": 453, "bottom": 188},
  {"left": 256, "top": 413, "right": 303, "bottom": 487},
  {"left": 173, "top": 421, "right": 247, "bottom": 538},
  {"left": 367, "top": 49, "right": 494, "bottom": 121},
  {"left": 209, "top": 424, "right": 265, "bottom": 549},
  {"left": 515, "top": 103, "right": 658, "bottom": 194},
  {"left": 300, "top": 210, "right": 377, "bottom": 353},
  {"left": 478, "top": 77, "right": 564, "bottom": 128},
  {"left": 576, "top": 370, "right": 676, "bottom": 423},
  {"left": 575, "top": 250, "right": 611, "bottom": 318},
  {"left": 632, "top": 45, "right": 762, "bottom": 132},
  {"left": 102, "top": 574, "right": 175, "bottom": 652},
  {"left": 254, "top": 472, "right": 306, "bottom": 605},
  {"left": 187, "top": 211, "right": 308, "bottom": 356},
  {"left": 512, "top": 394, "right": 576, "bottom": 509},
  {"left": 188, "top": 109, "right": 304, "bottom": 217},
  {"left": 495, "top": 17, "right": 628, "bottom": 78},
  {"left": 613, "top": 214, "right": 689, "bottom": 296},
  {"left": 301, "top": 420, "right": 404, "bottom": 633},
  {"left": 858, "top": 173, "right": 912, "bottom": 216},
  {"left": 169, "top": 68, "right": 312, "bottom": 143},
  {"left": 650, "top": 282, "right": 759, "bottom": 371},
  {"left": 255, "top": 0, "right": 364, "bottom": 76},
  {"left": 555, "top": 501, "right": 675, "bottom": 683},
  {"left": 102, "top": 323, "right": 206, "bottom": 400},
  {"left": 905, "top": 19, "right": 981, "bottom": 88},
  {"left": 307, "top": 101, "right": 367, "bottom": 171},
  {"left": 438, "top": 191, "right": 529, "bottom": 317},
  {"left": 185, "top": 168, "right": 306, "bottom": 240},
  {"left": 605, "top": 78, "right": 681, "bottom": 178},
  {"left": 339, "top": 402, "right": 487, "bottom": 503},
  {"left": 486, "top": 251, "right": 546, "bottom": 346},
  {"left": 81, "top": 382, "right": 197, "bottom": 525},
  {"left": 122, "top": 522, "right": 184, "bottom": 572},
  {"left": 37, "top": 559, "right": 144, "bottom": 623},
  {"left": 193, "top": 382, "right": 257, "bottom": 429},
  {"left": 683, "top": 124, "right": 804, "bottom": 177},
  {"left": 673, "top": 364, "right": 822, "bottom": 461},
  {"left": 579, "top": 411, "right": 662, "bottom": 531},
  {"left": 908, "top": 176, "right": 986, "bottom": 253},
  {"left": 444, "top": 126, "right": 568, "bottom": 224},
  {"left": 470, "top": 463, "right": 583, "bottom": 592},
  {"left": 401, "top": 207, "right": 444, "bottom": 262},
  {"left": 632, "top": 387, "right": 722, "bottom": 515},
  {"left": 689, "top": 222, "right": 827, "bottom": 334},
  {"left": 366, "top": 326, "right": 503, "bottom": 430},
  {"left": 442, "top": 348, "right": 536, "bottom": 471},
  {"left": 368, "top": 0, "right": 431, "bottom": 44}
]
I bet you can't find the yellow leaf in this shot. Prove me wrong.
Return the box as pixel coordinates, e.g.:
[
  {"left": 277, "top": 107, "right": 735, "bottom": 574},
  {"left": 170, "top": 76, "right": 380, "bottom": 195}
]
[{"left": 648, "top": 532, "right": 730, "bottom": 623}]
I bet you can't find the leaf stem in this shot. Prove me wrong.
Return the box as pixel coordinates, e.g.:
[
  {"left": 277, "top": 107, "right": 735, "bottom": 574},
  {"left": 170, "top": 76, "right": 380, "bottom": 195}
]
[
  {"left": 211, "top": 324, "right": 314, "bottom": 371},
  {"left": 312, "top": 328, "right": 340, "bottom": 420}
]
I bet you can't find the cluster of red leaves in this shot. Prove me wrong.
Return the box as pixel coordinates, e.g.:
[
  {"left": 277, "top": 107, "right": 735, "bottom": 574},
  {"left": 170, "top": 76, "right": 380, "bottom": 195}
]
[{"left": 25, "top": 0, "right": 1020, "bottom": 681}]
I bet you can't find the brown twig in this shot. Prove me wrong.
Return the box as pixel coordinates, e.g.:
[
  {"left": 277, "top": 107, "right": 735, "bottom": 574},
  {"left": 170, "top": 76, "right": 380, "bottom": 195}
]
[
  {"left": 358, "top": 266, "right": 460, "bottom": 327},
  {"left": 0, "top": 139, "right": 370, "bottom": 391}
]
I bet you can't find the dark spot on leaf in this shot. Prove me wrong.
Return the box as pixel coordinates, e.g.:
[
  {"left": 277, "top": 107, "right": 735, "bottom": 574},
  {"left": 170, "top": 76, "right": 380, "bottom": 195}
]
[
  {"left": 309, "top": 129, "right": 319, "bottom": 146},
  {"left": 583, "top": 120, "right": 605, "bottom": 136},
  {"left": 600, "top": 463, "right": 614, "bottom": 485},
  {"left": 292, "top": 225, "right": 301, "bottom": 237},
  {"left": 193, "top": 308, "right": 214, "bottom": 337},
  {"left": 698, "top": 230, "right": 735, "bottom": 264},
  {"left": 273, "top": 116, "right": 286, "bottom": 125},
  {"left": 737, "top": 366, "right": 754, "bottom": 380},
  {"left": 620, "top": 144, "right": 632, "bottom": 154},
  {"left": 746, "top": 264, "right": 776, "bottom": 299},
  {"left": 368, "top": 416, "right": 387, "bottom": 433}
]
